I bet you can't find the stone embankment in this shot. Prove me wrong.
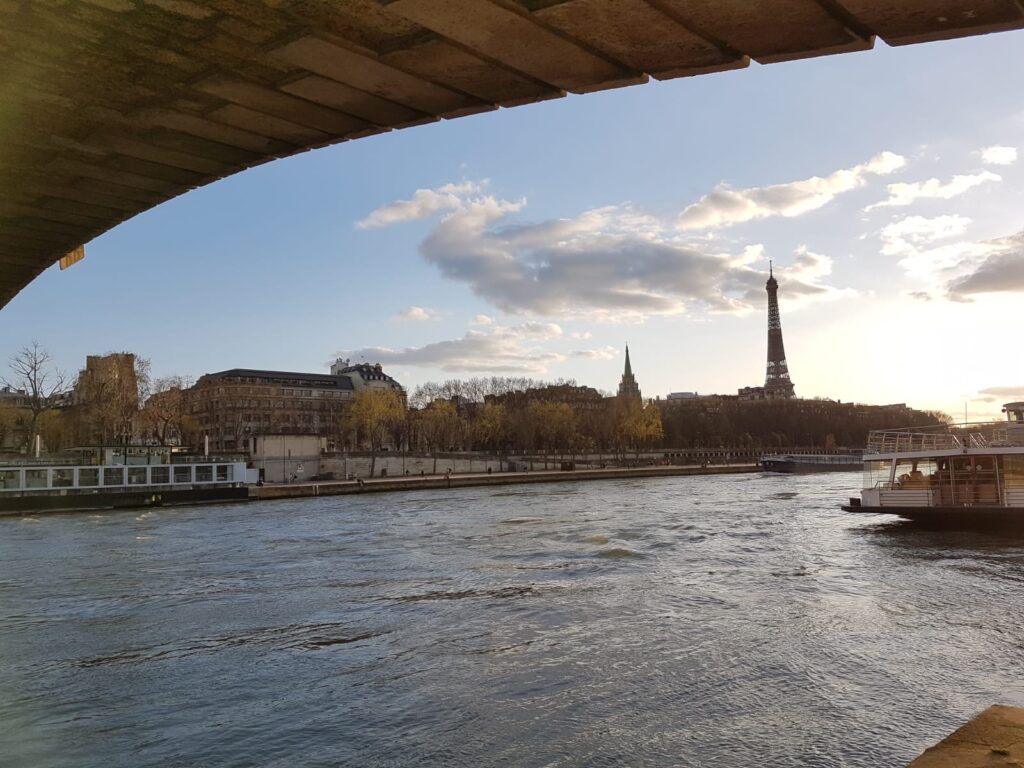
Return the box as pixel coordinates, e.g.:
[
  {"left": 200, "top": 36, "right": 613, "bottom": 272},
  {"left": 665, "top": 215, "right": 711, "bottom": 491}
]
[
  {"left": 909, "top": 705, "right": 1024, "bottom": 766},
  {"left": 252, "top": 464, "right": 759, "bottom": 501}
]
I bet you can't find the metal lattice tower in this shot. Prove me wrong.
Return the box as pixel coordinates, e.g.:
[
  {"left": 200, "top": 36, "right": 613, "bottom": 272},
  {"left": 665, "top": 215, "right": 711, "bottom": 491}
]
[{"left": 764, "top": 263, "right": 796, "bottom": 398}]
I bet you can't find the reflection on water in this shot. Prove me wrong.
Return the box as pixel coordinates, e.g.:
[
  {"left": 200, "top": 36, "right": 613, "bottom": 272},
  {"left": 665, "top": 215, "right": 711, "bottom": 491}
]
[{"left": 2, "top": 473, "right": 1024, "bottom": 767}]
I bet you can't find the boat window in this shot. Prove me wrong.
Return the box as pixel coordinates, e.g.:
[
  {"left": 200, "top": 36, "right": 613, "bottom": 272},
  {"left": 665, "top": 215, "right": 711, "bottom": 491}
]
[
  {"left": 173, "top": 466, "right": 192, "bottom": 484},
  {"left": 864, "top": 460, "right": 890, "bottom": 488},
  {"left": 25, "top": 470, "right": 48, "bottom": 489},
  {"left": 894, "top": 458, "right": 938, "bottom": 488},
  {"left": 0, "top": 470, "right": 21, "bottom": 489},
  {"left": 216, "top": 465, "right": 230, "bottom": 482},
  {"left": 103, "top": 468, "right": 124, "bottom": 486},
  {"left": 128, "top": 467, "right": 148, "bottom": 485},
  {"left": 196, "top": 466, "right": 213, "bottom": 482},
  {"left": 52, "top": 468, "right": 73, "bottom": 488},
  {"left": 79, "top": 468, "right": 99, "bottom": 487},
  {"left": 151, "top": 467, "right": 170, "bottom": 484},
  {"left": 1001, "top": 455, "right": 1024, "bottom": 488}
]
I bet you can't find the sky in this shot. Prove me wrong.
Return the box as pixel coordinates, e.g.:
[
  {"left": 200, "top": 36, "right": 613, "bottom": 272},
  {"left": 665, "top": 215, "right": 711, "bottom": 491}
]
[{"left": 2, "top": 30, "right": 1023, "bottom": 420}]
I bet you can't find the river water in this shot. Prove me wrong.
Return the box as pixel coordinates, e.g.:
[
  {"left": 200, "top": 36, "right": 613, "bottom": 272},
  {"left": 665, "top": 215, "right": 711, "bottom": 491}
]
[{"left": 3, "top": 472, "right": 1024, "bottom": 767}]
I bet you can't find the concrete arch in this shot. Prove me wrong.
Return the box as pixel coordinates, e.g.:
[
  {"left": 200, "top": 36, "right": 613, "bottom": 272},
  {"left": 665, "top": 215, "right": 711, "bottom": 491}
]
[{"left": 2, "top": 0, "right": 1022, "bottom": 309}]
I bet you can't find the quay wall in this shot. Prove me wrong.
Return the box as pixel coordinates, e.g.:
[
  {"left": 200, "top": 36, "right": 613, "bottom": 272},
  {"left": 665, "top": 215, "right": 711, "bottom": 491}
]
[
  {"left": 252, "top": 464, "right": 760, "bottom": 502},
  {"left": 262, "top": 447, "right": 797, "bottom": 482}
]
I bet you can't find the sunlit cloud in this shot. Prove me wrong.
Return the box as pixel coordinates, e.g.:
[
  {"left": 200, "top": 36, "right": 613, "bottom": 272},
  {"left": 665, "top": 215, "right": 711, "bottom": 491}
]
[
  {"left": 865, "top": 171, "right": 1001, "bottom": 211},
  {"left": 361, "top": 181, "right": 857, "bottom": 320},
  {"left": 878, "top": 215, "right": 972, "bottom": 256},
  {"left": 333, "top": 322, "right": 567, "bottom": 374},
  {"left": 677, "top": 151, "right": 905, "bottom": 230},
  {"left": 356, "top": 181, "right": 486, "bottom": 229},
  {"left": 393, "top": 306, "right": 438, "bottom": 321},
  {"left": 979, "top": 145, "right": 1018, "bottom": 166}
]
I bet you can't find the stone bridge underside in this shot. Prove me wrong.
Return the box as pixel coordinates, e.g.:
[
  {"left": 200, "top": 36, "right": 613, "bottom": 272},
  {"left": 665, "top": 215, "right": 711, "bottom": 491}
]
[{"left": 2, "top": 0, "right": 1023, "bottom": 310}]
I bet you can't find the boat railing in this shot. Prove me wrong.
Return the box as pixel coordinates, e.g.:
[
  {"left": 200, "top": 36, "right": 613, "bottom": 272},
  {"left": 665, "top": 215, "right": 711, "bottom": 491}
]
[
  {"left": 867, "top": 421, "right": 1024, "bottom": 453},
  {"left": 866, "top": 429, "right": 960, "bottom": 453}
]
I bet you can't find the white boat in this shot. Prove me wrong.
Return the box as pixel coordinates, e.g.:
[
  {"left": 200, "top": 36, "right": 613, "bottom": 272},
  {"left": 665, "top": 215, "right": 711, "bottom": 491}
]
[{"left": 842, "top": 402, "right": 1024, "bottom": 520}]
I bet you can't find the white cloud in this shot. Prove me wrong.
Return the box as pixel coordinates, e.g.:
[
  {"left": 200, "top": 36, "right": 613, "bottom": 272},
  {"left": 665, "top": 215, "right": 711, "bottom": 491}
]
[
  {"left": 394, "top": 306, "right": 437, "bottom": 321},
  {"left": 334, "top": 322, "right": 567, "bottom": 374},
  {"left": 879, "top": 215, "right": 972, "bottom": 256},
  {"left": 980, "top": 146, "right": 1018, "bottom": 166},
  {"left": 404, "top": 186, "right": 852, "bottom": 319},
  {"left": 356, "top": 181, "right": 485, "bottom": 229},
  {"left": 471, "top": 314, "right": 494, "bottom": 325},
  {"left": 677, "top": 151, "right": 905, "bottom": 230},
  {"left": 569, "top": 346, "right": 617, "bottom": 360},
  {"left": 865, "top": 171, "right": 1001, "bottom": 211}
]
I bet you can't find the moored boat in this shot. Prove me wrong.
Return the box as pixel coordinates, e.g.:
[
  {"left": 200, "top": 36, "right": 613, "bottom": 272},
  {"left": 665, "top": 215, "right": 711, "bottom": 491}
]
[
  {"left": 0, "top": 459, "right": 257, "bottom": 514},
  {"left": 842, "top": 402, "right": 1024, "bottom": 520}
]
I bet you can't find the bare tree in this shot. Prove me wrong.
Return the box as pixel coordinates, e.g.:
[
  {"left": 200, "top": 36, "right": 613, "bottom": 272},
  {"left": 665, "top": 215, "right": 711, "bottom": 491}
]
[{"left": 3, "top": 343, "right": 66, "bottom": 452}]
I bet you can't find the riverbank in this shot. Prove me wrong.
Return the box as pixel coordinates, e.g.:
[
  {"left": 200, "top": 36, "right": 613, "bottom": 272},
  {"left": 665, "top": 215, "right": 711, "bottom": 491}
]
[{"left": 252, "top": 463, "right": 760, "bottom": 501}]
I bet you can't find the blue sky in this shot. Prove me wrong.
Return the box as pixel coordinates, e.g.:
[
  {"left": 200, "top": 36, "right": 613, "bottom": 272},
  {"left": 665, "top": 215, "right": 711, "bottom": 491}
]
[{"left": 2, "top": 30, "right": 1023, "bottom": 418}]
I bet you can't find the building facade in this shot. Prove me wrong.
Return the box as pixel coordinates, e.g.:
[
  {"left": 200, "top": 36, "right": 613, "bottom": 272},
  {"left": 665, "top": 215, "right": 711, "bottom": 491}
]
[{"left": 187, "top": 364, "right": 406, "bottom": 454}]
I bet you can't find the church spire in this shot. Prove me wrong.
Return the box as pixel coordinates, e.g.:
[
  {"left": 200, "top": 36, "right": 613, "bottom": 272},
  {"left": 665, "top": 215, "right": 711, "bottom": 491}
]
[{"left": 617, "top": 345, "right": 641, "bottom": 403}]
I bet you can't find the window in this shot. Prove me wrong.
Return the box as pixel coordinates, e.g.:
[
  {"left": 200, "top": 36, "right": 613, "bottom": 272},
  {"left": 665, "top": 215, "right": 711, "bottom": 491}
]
[
  {"left": 103, "top": 468, "right": 124, "bottom": 486},
  {"left": 0, "top": 470, "right": 21, "bottom": 489},
  {"left": 196, "top": 465, "right": 213, "bottom": 482},
  {"left": 52, "top": 468, "right": 74, "bottom": 488},
  {"left": 173, "top": 466, "right": 192, "bottom": 484},
  {"left": 128, "top": 467, "right": 148, "bottom": 485},
  {"left": 216, "top": 465, "right": 231, "bottom": 482},
  {"left": 25, "top": 470, "right": 48, "bottom": 488},
  {"left": 151, "top": 467, "right": 170, "bottom": 484},
  {"left": 79, "top": 468, "right": 99, "bottom": 486}
]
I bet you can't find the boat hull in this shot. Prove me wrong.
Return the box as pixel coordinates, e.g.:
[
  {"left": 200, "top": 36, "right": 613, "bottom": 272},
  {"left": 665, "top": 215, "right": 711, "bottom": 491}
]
[
  {"left": 0, "top": 486, "right": 251, "bottom": 515},
  {"left": 762, "top": 458, "right": 861, "bottom": 473},
  {"left": 842, "top": 503, "right": 1024, "bottom": 522}
]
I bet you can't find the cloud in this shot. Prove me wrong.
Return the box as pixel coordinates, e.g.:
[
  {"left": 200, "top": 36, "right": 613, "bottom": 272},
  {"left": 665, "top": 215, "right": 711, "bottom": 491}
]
[
  {"left": 394, "top": 306, "right": 437, "bottom": 321},
  {"left": 879, "top": 215, "right": 972, "bottom": 256},
  {"left": 946, "top": 230, "right": 1024, "bottom": 301},
  {"left": 334, "top": 322, "right": 567, "bottom": 374},
  {"left": 677, "top": 151, "right": 905, "bottom": 230},
  {"left": 569, "top": 346, "right": 617, "bottom": 360},
  {"left": 471, "top": 314, "right": 494, "bottom": 325},
  {"left": 980, "top": 146, "right": 1018, "bottom": 166},
  {"left": 978, "top": 385, "right": 1024, "bottom": 397},
  {"left": 400, "top": 185, "right": 853, "bottom": 319},
  {"left": 907, "top": 290, "right": 932, "bottom": 301},
  {"left": 356, "top": 181, "right": 484, "bottom": 229},
  {"left": 865, "top": 171, "right": 1001, "bottom": 211}
]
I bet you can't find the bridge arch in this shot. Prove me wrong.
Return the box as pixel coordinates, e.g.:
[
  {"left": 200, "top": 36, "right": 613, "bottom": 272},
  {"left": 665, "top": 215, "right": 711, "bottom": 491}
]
[{"left": 2, "top": 0, "right": 1021, "bottom": 309}]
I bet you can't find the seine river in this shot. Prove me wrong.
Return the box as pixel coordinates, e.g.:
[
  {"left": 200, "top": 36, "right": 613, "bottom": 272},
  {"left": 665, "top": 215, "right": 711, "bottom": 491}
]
[{"left": 3, "top": 473, "right": 1024, "bottom": 767}]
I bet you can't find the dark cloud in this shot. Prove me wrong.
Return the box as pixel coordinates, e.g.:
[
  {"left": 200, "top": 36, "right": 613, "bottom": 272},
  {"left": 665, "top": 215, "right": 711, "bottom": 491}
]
[{"left": 946, "top": 231, "right": 1024, "bottom": 300}]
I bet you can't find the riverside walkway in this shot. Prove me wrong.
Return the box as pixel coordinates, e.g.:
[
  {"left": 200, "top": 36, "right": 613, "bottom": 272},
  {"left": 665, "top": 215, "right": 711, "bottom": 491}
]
[
  {"left": 909, "top": 705, "right": 1024, "bottom": 766},
  {"left": 252, "top": 463, "right": 760, "bottom": 501}
]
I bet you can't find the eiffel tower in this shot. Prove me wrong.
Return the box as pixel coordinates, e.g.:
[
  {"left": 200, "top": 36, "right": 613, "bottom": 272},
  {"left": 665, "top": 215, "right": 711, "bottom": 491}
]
[{"left": 764, "top": 262, "right": 795, "bottom": 399}]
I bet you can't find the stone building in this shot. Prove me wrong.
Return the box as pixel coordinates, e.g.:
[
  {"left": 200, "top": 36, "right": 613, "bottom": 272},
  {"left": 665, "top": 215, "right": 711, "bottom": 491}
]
[
  {"left": 187, "top": 364, "right": 405, "bottom": 454},
  {"left": 330, "top": 360, "right": 405, "bottom": 397}
]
